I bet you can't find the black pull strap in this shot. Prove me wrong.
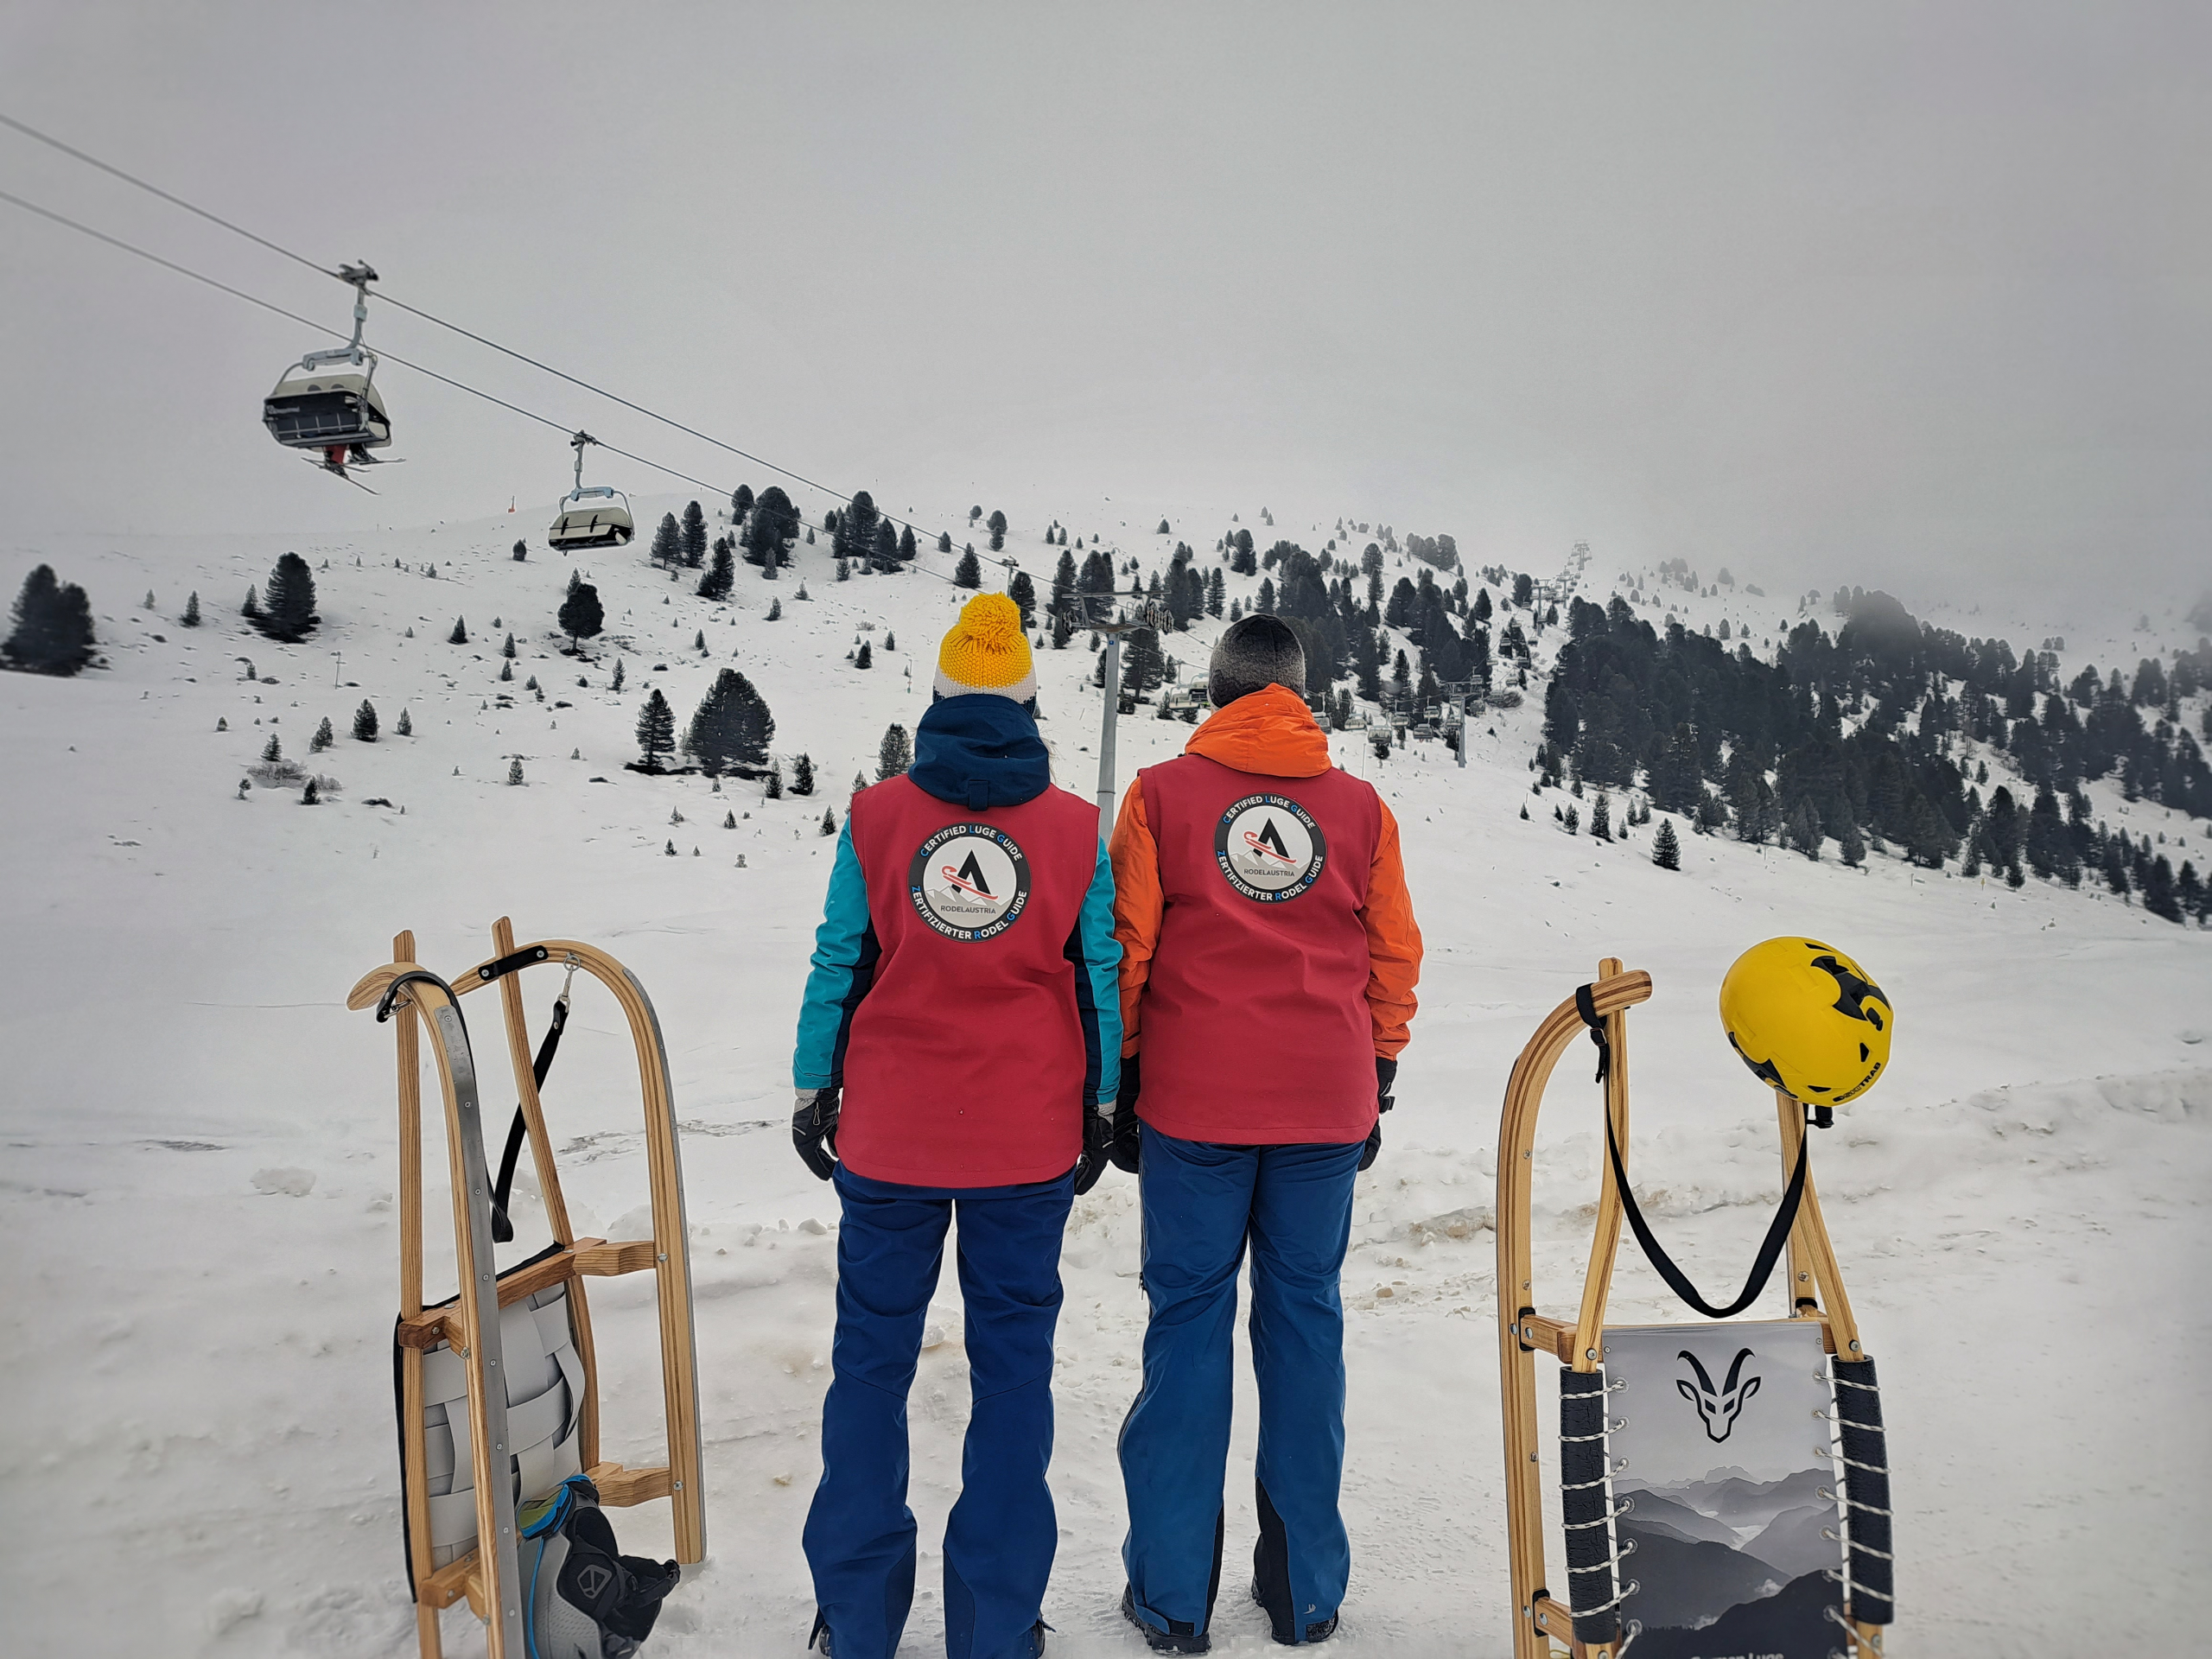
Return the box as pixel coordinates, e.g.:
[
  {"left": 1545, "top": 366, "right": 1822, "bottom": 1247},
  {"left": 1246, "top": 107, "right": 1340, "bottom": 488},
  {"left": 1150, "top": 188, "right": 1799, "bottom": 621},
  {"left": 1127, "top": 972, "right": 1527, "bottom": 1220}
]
[
  {"left": 1573, "top": 982, "right": 1610, "bottom": 1083},
  {"left": 1573, "top": 980, "right": 1809, "bottom": 1320},
  {"left": 1605, "top": 1103, "right": 1807, "bottom": 1319},
  {"left": 489, "top": 995, "right": 569, "bottom": 1243}
]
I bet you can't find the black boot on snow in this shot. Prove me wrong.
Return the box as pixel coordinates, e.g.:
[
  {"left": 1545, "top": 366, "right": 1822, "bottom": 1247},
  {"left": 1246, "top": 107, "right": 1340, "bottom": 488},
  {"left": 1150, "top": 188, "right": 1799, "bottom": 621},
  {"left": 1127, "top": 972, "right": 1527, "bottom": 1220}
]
[
  {"left": 1250, "top": 1580, "right": 1337, "bottom": 1646},
  {"left": 1252, "top": 1481, "right": 1338, "bottom": 1644},
  {"left": 1122, "top": 1586, "right": 1210, "bottom": 1655}
]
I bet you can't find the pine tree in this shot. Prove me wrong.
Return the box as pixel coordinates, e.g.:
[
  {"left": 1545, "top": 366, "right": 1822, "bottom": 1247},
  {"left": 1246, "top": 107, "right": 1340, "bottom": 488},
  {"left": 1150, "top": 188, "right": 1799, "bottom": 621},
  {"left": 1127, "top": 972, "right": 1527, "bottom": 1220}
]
[
  {"left": 508, "top": 758, "right": 525, "bottom": 785},
  {"left": 899, "top": 525, "right": 917, "bottom": 563},
  {"left": 733, "top": 483, "right": 755, "bottom": 518},
  {"left": 767, "top": 597, "right": 783, "bottom": 620},
  {"left": 448, "top": 617, "right": 468, "bottom": 645},
  {"left": 792, "top": 753, "right": 816, "bottom": 796},
  {"left": 635, "top": 689, "right": 677, "bottom": 772},
  {"left": 855, "top": 641, "right": 873, "bottom": 670},
  {"left": 766, "top": 761, "right": 784, "bottom": 799},
  {"left": 878, "top": 722, "right": 912, "bottom": 780},
  {"left": 257, "top": 552, "right": 320, "bottom": 642},
  {"left": 611, "top": 658, "right": 625, "bottom": 693},
  {"left": 954, "top": 547, "right": 983, "bottom": 588},
  {"left": 1653, "top": 818, "right": 1682, "bottom": 869},
  {"left": 181, "top": 591, "right": 200, "bottom": 627},
  {"left": 694, "top": 630, "right": 707, "bottom": 652},
  {"left": 302, "top": 778, "right": 321, "bottom": 805},
  {"left": 310, "top": 716, "right": 334, "bottom": 752},
  {"left": 262, "top": 733, "right": 283, "bottom": 764},
  {"left": 513, "top": 538, "right": 529, "bottom": 561},
  {"left": 842, "top": 491, "right": 880, "bottom": 569},
  {"left": 500, "top": 659, "right": 514, "bottom": 683},
  {"left": 821, "top": 807, "right": 838, "bottom": 836},
  {"left": 651, "top": 512, "right": 683, "bottom": 566},
  {"left": 873, "top": 520, "right": 899, "bottom": 573},
  {"left": 396, "top": 708, "right": 412, "bottom": 737},
  {"left": 243, "top": 585, "right": 261, "bottom": 620},
  {"left": 558, "top": 580, "right": 604, "bottom": 651},
  {"left": 724, "top": 809, "right": 738, "bottom": 829},
  {"left": 1591, "top": 791, "right": 1611, "bottom": 840},
  {"left": 2, "top": 564, "right": 96, "bottom": 676},
  {"left": 685, "top": 668, "right": 776, "bottom": 775},
  {"left": 699, "top": 536, "right": 734, "bottom": 600},
  {"left": 1009, "top": 570, "right": 1037, "bottom": 626},
  {"left": 1837, "top": 816, "right": 1866, "bottom": 868},
  {"left": 503, "top": 632, "right": 518, "bottom": 659},
  {"left": 1205, "top": 567, "right": 1225, "bottom": 618},
  {"left": 680, "top": 500, "right": 708, "bottom": 567},
  {"left": 938, "top": 531, "right": 954, "bottom": 554},
  {"left": 986, "top": 509, "right": 1007, "bottom": 552}
]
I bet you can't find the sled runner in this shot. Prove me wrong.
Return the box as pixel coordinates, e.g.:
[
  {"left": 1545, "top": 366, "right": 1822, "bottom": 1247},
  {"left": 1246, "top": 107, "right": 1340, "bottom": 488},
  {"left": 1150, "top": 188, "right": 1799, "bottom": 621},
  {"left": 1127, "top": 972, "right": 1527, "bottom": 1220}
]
[
  {"left": 347, "top": 918, "right": 704, "bottom": 1659},
  {"left": 1495, "top": 959, "right": 1891, "bottom": 1659}
]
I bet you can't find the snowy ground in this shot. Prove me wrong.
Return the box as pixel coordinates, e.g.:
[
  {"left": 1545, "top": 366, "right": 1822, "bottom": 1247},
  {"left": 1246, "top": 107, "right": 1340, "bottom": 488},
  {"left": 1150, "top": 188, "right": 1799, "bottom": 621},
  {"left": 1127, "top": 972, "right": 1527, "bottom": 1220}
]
[{"left": 2, "top": 501, "right": 2207, "bottom": 1656}]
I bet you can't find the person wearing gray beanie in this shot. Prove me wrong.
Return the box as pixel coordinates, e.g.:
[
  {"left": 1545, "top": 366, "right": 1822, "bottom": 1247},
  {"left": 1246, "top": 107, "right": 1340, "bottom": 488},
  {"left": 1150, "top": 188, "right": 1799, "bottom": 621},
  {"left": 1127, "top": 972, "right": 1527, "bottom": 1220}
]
[{"left": 1206, "top": 613, "right": 1306, "bottom": 708}]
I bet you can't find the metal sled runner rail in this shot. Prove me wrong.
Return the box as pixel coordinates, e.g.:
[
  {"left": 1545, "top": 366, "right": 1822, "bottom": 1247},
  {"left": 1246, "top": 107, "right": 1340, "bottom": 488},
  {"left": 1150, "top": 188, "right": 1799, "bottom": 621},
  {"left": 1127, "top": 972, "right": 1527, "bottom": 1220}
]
[
  {"left": 346, "top": 919, "right": 704, "bottom": 1659},
  {"left": 1494, "top": 958, "right": 1890, "bottom": 1659}
]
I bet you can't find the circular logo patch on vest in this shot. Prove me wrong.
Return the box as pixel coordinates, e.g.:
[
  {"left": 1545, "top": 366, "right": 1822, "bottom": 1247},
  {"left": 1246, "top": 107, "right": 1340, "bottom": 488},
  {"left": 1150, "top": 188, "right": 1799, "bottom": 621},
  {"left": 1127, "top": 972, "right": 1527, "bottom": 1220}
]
[
  {"left": 1215, "top": 794, "right": 1325, "bottom": 902},
  {"left": 908, "top": 823, "right": 1032, "bottom": 940}
]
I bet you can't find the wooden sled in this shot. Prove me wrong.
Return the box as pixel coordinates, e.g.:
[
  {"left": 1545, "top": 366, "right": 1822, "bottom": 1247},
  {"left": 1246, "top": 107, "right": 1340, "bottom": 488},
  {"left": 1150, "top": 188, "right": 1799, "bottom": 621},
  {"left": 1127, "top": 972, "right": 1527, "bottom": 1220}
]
[
  {"left": 347, "top": 918, "right": 704, "bottom": 1659},
  {"left": 1496, "top": 959, "right": 1892, "bottom": 1658}
]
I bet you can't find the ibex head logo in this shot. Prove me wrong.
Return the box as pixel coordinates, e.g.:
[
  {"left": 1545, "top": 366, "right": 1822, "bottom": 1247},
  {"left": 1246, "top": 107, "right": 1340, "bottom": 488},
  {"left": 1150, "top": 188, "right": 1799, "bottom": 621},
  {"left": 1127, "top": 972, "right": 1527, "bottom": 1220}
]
[{"left": 1677, "top": 1347, "right": 1761, "bottom": 1442}]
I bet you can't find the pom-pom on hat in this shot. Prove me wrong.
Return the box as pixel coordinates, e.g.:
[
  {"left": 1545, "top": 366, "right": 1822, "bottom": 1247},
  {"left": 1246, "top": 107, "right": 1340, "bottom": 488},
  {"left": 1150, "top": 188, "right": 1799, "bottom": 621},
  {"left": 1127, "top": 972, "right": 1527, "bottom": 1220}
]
[{"left": 935, "top": 592, "right": 1038, "bottom": 705}]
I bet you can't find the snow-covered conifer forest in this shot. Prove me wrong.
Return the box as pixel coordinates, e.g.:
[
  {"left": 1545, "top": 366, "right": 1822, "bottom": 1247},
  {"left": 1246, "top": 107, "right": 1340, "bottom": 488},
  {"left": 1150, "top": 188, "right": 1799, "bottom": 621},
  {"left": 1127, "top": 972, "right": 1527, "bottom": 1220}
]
[{"left": 3, "top": 499, "right": 2208, "bottom": 1652}]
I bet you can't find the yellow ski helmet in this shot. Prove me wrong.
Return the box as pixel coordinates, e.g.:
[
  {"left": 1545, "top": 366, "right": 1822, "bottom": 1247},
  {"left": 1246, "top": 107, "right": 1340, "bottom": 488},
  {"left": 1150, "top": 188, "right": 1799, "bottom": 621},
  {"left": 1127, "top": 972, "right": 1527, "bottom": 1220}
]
[{"left": 1719, "top": 938, "right": 1892, "bottom": 1104}]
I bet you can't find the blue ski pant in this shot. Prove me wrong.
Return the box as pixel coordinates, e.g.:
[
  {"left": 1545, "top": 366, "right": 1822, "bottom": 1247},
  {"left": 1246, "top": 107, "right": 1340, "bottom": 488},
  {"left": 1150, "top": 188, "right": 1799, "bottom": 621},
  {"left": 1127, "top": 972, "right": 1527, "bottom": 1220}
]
[
  {"left": 804, "top": 1164, "right": 1074, "bottom": 1659},
  {"left": 1118, "top": 1128, "right": 1363, "bottom": 1644}
]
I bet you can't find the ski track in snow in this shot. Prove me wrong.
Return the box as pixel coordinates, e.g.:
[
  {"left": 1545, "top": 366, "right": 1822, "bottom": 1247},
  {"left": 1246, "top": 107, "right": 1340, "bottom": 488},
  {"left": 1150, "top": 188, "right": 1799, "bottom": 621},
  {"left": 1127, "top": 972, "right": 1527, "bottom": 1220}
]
[{"left": 2, "top": 505, "right": 2208, "bottom": 1655}]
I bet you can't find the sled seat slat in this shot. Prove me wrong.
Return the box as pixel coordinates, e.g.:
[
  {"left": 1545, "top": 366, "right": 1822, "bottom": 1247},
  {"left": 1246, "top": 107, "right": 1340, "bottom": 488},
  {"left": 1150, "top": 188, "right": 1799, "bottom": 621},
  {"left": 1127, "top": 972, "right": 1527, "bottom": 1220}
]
[
  {"left": 396, "top": 1238, "right": 663, "bottom": 1350},
  {"left": 1511, "top": 1306, "right": 1838, "bottom": 1363},
  {"left": 585, "top": 1459, "right": 675, "bottom": 1507}
]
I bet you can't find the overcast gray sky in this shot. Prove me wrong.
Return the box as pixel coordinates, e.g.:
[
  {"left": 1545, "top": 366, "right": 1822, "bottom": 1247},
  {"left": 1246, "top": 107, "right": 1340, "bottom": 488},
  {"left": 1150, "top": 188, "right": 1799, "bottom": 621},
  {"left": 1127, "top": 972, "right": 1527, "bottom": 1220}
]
[{"left": 2, "top": 3, "right": 2205, "bottom": 611}]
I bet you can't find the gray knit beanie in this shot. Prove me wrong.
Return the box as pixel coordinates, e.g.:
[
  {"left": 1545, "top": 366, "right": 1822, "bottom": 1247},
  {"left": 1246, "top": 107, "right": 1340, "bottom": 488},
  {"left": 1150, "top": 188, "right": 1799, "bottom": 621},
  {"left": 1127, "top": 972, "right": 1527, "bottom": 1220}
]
[{"left": 1208, "top": 613, "right": 1306, "bottom": 707}]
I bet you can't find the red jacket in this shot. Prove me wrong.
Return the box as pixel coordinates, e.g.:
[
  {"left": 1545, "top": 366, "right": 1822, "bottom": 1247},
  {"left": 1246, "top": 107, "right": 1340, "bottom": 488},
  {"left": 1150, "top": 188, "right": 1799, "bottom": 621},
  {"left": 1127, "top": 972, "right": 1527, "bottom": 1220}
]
[
  {"left": 1109, "top": 684, "right": 1421, "bottom": 1144},
  {"left": 795, "top": 766, "right": 1122, "bottom": 1188}
]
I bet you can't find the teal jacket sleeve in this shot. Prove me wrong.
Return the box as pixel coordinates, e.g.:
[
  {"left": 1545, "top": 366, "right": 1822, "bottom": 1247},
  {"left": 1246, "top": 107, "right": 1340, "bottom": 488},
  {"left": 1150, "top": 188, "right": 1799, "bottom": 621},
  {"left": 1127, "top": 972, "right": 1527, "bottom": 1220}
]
[
  {"left": 792, "top": 820, "right": 877, "bottom": 1090},
  {"left": 1065, "top": 837, "right": 1122, "bottom": 1106}
]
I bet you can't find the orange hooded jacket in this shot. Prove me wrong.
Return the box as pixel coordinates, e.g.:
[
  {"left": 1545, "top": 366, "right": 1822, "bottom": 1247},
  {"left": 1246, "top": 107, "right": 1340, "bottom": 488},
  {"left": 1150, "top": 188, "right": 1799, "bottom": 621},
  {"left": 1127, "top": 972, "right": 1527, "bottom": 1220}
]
[{"left": 1108, "top": 683, "right": 1421, "bottom": 1141}]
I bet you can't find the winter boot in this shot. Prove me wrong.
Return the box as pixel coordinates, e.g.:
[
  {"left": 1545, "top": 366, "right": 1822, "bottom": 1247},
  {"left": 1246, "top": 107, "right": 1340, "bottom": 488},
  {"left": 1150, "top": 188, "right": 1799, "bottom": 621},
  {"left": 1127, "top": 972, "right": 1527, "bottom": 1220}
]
[
  {"left": 1122, "top": 1586, "right": 1210, "bottom": 1655},
  {"left": 1251, "top": 1580, "right": 1337, "bottom": 1646}
]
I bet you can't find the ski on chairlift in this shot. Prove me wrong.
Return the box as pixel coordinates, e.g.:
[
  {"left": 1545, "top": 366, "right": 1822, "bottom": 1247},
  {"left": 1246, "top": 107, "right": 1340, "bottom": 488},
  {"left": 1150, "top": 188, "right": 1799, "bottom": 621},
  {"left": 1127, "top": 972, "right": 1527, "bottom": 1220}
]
[
  {"left": 263, "top": 263, "right": 392, "bottom": 484},
  {"left": 546, "top": 431, "right": 635, "bottom": 550}
]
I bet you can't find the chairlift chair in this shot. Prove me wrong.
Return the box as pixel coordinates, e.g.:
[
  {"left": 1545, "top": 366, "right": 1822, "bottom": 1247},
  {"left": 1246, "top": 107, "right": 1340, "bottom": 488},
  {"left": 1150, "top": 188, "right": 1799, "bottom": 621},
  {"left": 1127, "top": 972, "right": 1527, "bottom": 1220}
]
[
  {"left": 547, "top": 433, "right": 635, "bottom": 551},
  {"left": 264, "top": 263, "right": 392, "bottom": 480}
]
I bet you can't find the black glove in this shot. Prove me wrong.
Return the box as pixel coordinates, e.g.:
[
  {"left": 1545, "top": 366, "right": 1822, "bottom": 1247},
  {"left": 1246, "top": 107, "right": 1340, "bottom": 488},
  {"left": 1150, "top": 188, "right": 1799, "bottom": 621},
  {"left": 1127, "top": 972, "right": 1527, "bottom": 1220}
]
[
  {"left": 1107, "top": 1056, "right": 1143, "bottom": 1173},
  {"left": 1358, "top": 1057, "right": 1398, "bottom": 1173},
  {"left": 792, "top": 1088, "right": 840, "bottom": 1180},
  {"left": 1072, "top": 1106, "right": 1114, "bottom": 1195}
]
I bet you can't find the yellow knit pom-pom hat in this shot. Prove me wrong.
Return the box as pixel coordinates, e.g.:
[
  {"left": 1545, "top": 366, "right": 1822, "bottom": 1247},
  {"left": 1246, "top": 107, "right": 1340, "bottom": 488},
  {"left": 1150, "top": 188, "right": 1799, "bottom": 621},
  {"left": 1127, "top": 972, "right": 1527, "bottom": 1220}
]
[{"left": 934, "top": 593, "right": 1038, "bottom": 705}]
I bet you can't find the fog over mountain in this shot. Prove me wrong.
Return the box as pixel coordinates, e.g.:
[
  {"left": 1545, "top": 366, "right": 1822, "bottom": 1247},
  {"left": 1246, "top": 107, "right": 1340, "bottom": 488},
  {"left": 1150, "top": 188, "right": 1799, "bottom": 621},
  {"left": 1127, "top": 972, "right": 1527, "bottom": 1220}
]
[{"left": 3, "top": 4, "right": 2206, "bottom": 615}]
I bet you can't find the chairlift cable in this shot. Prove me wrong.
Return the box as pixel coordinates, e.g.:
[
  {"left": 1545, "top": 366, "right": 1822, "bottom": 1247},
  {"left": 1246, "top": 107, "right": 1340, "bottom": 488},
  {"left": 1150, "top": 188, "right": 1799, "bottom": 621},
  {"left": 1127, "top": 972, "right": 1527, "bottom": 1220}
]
[
  {"left": 0, "top": 125, "right": 1144, "bottom": 603},
  {"left": 0, "top": 110, "right": 338, "bottom": 280}
]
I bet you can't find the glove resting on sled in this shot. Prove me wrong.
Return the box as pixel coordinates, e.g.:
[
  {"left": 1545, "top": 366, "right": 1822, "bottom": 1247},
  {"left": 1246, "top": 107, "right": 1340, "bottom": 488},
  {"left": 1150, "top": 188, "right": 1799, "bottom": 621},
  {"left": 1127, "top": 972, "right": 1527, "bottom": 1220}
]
[
  {"left": 793, "top": 1088, "right": 840, "bottom": 1180},
  {"left": 1358, "top": 1056, "right": 1397, "bottom": 1173}
]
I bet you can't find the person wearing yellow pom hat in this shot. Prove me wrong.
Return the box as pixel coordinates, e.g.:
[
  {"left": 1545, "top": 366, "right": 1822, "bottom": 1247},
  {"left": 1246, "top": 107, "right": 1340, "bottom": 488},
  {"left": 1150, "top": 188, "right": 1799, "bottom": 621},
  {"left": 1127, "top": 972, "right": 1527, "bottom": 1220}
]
[{"left": 791, "top": 591, "right": 1121, "bottom": 1659}]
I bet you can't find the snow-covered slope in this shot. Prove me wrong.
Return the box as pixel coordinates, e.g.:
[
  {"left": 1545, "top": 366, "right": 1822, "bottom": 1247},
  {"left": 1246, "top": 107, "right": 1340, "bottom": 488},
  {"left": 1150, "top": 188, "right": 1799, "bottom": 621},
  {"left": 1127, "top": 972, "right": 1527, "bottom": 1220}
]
[{"left": 2, "top": 502, "right": 2207, "bottom": 1656}]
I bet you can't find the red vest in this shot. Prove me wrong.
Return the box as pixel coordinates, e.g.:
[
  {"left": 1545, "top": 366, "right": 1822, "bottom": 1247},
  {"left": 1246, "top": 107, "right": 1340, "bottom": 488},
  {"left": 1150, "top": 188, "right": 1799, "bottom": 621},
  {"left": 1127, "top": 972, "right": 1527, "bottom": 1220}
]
[
  {"left": 1135, "top": 754, "right": 1380, "bottom": 1144},
  {"left": 837, "top": 775, "right": 1104, "bottom": 1186}
]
